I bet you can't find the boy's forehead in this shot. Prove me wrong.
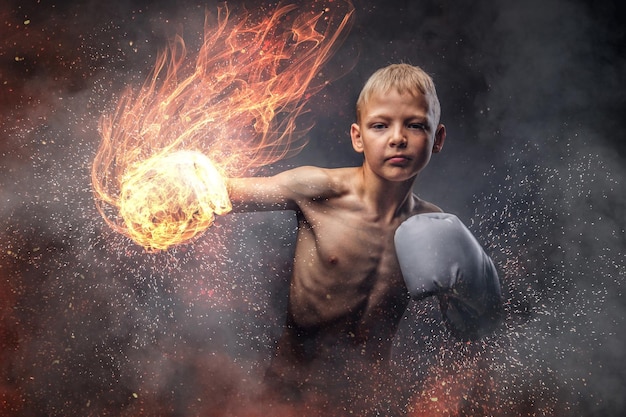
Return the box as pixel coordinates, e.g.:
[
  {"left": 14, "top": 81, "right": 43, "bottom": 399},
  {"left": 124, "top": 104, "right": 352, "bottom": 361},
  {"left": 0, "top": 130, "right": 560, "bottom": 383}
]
[{"left": 365, "top": 89, "right": 433, "bottom": 113}]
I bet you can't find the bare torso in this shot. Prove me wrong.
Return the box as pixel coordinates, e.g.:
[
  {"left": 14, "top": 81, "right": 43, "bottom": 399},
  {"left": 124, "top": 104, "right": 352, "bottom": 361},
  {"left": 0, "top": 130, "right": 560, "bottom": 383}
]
[
  {"left": 229, "top": 166, "right": 440, "bottom": 398},
  {"left": 285, "top": 178, "right": 411, "bottom": 357}
]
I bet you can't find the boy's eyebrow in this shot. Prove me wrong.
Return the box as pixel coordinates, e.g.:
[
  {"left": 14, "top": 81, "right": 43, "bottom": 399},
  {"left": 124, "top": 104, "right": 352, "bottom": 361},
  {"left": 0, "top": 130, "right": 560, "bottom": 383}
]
[
  {"left": 365, "top": 113, "right": 431, "bottom": 124},
  {"left": 407, "top": 115, "right": 430, "bottom": 123}
]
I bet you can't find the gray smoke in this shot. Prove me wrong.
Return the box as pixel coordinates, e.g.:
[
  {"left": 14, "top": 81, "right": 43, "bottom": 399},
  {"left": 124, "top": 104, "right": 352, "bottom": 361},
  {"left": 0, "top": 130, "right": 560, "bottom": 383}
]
[{"left": 0, "top": 0, "right": 624, "bottom": 416}]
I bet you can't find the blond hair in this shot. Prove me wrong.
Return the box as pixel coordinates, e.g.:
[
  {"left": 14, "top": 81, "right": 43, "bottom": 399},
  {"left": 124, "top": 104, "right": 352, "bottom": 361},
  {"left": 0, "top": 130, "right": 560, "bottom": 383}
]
[{"left": 355, "top": 63, "right": 441, "bottom": 124}]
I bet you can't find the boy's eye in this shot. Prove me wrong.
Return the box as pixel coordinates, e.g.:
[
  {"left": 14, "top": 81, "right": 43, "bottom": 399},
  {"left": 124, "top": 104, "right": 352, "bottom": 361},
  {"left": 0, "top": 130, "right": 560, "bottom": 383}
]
[
  {"left": 408, "top": 122, "right": 426, "bottom": 130},
  {"left": 371, "top": 123, "right": 386, "bottom": 130}
]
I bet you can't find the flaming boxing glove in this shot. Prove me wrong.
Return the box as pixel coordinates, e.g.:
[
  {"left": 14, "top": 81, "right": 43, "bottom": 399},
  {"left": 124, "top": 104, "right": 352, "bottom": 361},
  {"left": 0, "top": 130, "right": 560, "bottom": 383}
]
[{"left": 394, "top": 213, "right": 502, "bottom": 340}]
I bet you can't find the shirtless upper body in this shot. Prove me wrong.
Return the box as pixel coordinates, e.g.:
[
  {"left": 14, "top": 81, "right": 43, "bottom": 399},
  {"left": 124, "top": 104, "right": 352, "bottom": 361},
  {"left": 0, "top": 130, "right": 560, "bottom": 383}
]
[
  {"left": 228, "top": 165, "right": 441, "bottom": 395},
  {"left": 226, "top": 65, "right": 447, "bottom": 403}
]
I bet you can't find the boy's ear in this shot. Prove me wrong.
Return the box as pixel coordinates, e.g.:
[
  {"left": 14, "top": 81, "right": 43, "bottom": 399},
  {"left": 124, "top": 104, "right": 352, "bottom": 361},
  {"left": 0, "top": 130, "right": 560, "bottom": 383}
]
[
  {"left": 351, "top": 123, "right": 364, "bottom": 153},
  {"left": 432, "top": 123, "right": 446, "bottom": 153}
]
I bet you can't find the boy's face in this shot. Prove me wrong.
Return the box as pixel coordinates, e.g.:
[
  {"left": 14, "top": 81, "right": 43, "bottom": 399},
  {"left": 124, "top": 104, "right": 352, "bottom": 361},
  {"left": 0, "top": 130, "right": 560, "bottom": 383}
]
[{"left": 350, "top": 89, "right": 445, "bottom": 183}]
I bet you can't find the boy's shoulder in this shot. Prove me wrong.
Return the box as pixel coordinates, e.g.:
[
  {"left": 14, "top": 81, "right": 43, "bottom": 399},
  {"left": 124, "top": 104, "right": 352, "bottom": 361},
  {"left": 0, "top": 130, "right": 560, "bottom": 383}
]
[
  {"left": 287, "top": 165, "right": 358, "bottom": 186},
  {"left": 282, "top": 165, "right": 357, "bottom": 199},
  {"left": 288, "top": 165, "right": 357, "bottom": 177},
  {"left": 410, "top": 194, "right": 443, "bottom": 215}
]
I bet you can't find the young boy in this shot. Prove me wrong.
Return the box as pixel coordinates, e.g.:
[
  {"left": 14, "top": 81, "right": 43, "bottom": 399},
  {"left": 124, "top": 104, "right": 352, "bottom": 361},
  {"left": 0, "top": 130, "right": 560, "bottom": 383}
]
[{"left": 226, "top": 63, "right": 499, "bottom": 412}]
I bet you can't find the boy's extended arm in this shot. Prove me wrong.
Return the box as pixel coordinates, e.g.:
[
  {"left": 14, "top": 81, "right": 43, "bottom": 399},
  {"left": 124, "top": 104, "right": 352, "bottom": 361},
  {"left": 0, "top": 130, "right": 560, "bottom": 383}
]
[{"left": 227, "top": 166, "right": 333, "bottom": 213}]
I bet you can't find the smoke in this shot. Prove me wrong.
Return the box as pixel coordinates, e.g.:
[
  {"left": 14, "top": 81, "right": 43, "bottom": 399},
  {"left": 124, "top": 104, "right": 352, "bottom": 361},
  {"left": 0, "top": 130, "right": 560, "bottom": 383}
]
[{"left": 1, "top": 0, "right": 624, "bottom": 416}]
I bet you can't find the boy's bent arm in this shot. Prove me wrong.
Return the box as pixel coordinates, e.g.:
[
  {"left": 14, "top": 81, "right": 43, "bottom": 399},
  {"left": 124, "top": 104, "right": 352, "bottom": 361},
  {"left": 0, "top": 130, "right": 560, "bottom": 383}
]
[{"left": 227, "top": 166, "right": 332, "bottom": 213}]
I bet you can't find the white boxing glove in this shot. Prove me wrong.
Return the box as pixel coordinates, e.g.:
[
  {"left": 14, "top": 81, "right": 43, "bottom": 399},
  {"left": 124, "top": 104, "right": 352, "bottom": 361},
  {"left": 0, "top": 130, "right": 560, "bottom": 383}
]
[{"left": 394, "top": 213, "right": 502, "bottom": 340}]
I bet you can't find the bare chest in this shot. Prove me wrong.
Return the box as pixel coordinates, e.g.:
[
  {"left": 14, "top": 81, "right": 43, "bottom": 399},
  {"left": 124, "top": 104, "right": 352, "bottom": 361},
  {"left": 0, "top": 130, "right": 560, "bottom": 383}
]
[
  {"left": 289, "top": 204, "right": 408, "bottom": 330},
  {"left": 301, "top": 200, "right": 402, "bottom": 265}
]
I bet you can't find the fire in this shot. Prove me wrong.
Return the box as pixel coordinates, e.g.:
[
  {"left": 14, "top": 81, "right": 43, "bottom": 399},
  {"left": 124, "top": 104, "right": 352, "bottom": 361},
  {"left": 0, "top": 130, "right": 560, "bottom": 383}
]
[
  {"left": 118, "top": 150, "right": 231, "bottom": 251},
  {"left": 91, "top": 1, "right": 353, "bottom": 251}
]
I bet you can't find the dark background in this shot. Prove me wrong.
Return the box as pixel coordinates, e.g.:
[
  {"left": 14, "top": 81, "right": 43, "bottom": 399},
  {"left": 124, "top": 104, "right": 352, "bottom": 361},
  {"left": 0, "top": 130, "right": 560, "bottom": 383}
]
[{"left": 1, "top": 0, "right": 624, "bottom": 416}]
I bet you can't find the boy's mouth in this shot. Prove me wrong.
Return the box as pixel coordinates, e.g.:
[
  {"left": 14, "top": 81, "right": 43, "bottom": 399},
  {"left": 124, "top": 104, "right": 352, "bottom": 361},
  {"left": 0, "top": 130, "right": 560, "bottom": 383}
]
[{"left": 386, "top": 155, "right": 411, "bottom": 164}]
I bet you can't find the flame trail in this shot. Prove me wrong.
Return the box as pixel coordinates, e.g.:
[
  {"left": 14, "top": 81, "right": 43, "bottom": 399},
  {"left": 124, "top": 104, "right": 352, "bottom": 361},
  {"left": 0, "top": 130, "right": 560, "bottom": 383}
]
[{"left": 91, "top": 1, "right": 353, "bottom": 251}]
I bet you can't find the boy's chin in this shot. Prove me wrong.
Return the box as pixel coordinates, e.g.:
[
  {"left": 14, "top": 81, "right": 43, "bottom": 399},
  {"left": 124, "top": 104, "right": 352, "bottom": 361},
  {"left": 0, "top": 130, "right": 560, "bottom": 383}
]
[
  {"left": 382, "top": 172, "right": 420, "bottom": 183},
  {"left": 364, "top": 164, "right": 421, "bottom": 183}
]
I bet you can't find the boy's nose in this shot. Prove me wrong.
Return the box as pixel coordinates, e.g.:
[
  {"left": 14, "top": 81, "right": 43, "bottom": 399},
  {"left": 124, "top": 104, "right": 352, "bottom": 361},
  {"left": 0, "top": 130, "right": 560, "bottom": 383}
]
[{"left": 389, "top": 128, "right": 407, "bottom": 147}]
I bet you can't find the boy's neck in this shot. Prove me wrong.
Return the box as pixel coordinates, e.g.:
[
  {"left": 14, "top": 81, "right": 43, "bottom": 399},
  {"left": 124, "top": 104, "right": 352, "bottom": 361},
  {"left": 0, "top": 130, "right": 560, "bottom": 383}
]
[{"left": 355, "top": 167, "right": 417, "bottom": 221}]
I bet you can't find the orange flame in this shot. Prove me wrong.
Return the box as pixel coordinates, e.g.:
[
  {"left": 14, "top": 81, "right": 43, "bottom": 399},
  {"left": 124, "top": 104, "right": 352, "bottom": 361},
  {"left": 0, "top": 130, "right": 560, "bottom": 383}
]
[{"left": 91, "top": 1, "right": 353, "bottom": 251}]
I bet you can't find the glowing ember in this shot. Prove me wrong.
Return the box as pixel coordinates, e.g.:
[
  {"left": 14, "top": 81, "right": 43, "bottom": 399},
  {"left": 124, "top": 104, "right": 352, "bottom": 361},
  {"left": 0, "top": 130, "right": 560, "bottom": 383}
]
[{"left": 91, "top": 1, "right": 353, "bottom": 250}]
